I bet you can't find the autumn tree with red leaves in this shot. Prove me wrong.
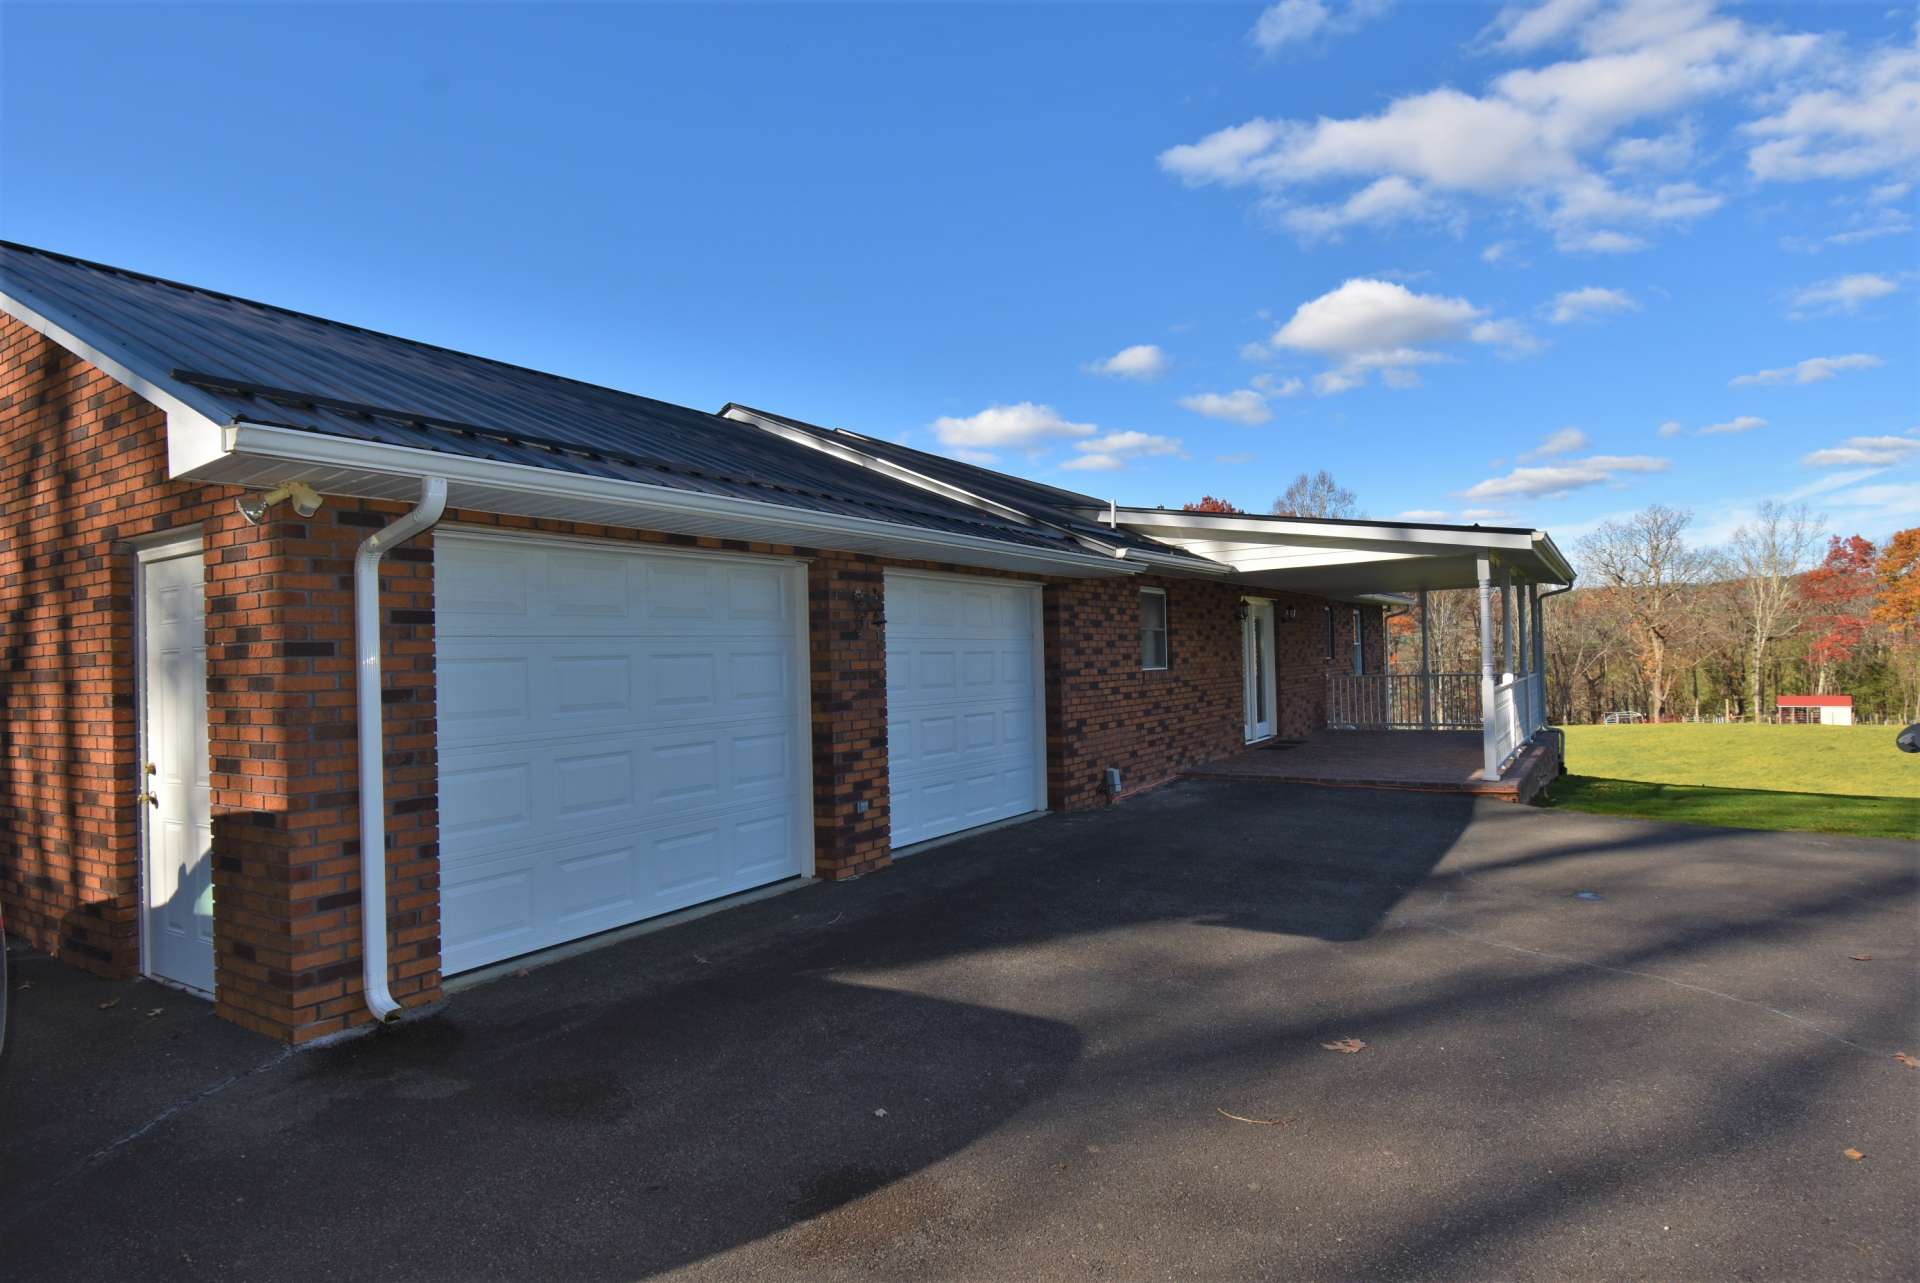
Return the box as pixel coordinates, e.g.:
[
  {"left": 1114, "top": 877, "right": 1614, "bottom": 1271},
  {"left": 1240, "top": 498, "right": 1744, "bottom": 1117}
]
[
  {"left": 1800, "top": 534, "right": 1877, "bottom": 693},
  {"left": 1182, "top": 496, "right": 1243, "bottom": 513}
]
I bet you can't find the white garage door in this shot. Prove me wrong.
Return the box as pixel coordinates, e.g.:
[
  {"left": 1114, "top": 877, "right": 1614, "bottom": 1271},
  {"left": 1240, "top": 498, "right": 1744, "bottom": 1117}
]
[
  {"left": 885, "top": 571, "right": 1044, "bottom": 848},
  {"left": 435, "top": 531, "right": 810, "bottom": 974}
]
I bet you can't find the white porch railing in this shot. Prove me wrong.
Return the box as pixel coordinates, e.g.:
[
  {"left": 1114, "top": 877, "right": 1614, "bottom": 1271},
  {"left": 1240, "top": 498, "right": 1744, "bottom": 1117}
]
[{"left": 1325, "top": 672, "right": 1482, "bottom": 730}]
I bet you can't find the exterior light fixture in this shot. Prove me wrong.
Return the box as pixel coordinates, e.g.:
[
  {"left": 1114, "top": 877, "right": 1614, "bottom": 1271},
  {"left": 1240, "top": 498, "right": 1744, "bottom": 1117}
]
[
  {"left": 1280, "top": 604, "right": 1298, "bottom": 623},
  {"left": 237, "top": 481, "right": 324, "bottom": 525}
]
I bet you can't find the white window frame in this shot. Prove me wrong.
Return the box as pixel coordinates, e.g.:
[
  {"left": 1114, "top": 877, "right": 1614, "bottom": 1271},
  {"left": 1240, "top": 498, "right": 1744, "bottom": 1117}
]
[
  {"left": 1140, "top": 587, "right": 1169, "bottom": 671},
  {"left": 1351, "top": 606, "right": 1365, "bottom": 675}
]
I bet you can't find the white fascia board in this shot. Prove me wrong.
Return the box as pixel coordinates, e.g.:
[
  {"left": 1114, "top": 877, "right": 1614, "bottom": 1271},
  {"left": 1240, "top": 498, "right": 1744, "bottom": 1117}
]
[
  {"left": 206, "top": 423, "right": 1143, "bottom": 578},
  {"left": 1102, "top": 507, "right": 1542, "bottom": 553},
  {"left": 0, "top": 284, "right": 231, "bottom": 476}
]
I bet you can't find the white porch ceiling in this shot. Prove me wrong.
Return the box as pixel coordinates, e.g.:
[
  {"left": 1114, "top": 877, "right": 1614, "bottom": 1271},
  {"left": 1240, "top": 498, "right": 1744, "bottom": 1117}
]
[{"left": 1091, "top": 508, "right": 1576, "bottom": 595}]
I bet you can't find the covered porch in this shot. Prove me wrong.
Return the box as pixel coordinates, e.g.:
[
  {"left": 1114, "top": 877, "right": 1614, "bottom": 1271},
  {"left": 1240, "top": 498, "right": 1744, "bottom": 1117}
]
[{"left": 1100, "top": 508, "right": 1575, "bottom": 798}]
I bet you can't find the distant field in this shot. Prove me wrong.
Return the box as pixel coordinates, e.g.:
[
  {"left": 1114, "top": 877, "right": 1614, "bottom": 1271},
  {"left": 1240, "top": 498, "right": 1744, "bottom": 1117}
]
[
  {"left": 1558, "top": 723, "right": 1918, "bottom": 799},
  {"left": 1543, "top": 723, "right": 1918, "bottom": 841}
]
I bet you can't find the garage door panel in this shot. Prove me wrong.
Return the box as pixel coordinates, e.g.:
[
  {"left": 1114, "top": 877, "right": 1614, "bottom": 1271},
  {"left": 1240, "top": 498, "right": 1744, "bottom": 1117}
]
[
  {"left": 438, "top": 533, "right": 808, "bottom": 974},
  {"left": 438, "top": 637, "right": 795, "bottom": 733},
  {"left": 884, "top": 572, "right": 1042, "bottom": 849}
]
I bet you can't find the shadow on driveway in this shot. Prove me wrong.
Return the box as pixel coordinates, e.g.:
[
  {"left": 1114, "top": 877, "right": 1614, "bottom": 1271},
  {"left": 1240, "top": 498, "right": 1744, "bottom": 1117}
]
[{"left": 3, "top": 780, "right": 1913, "bottom": 1281}]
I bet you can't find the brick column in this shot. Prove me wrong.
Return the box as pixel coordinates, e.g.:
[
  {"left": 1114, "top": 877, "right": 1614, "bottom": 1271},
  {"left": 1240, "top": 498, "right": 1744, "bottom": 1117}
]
[
  {"left": 205, "top": 499, "right": 440, "bottom": 1043},
  {"left": 806, "top": 552, "right": 890, "bottom": 878}
]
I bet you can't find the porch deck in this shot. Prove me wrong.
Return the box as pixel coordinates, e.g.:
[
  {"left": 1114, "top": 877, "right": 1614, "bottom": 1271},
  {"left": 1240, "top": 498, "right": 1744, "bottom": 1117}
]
[{"left": 1186, "top": 729, "right": 1561, "bottom": 803}]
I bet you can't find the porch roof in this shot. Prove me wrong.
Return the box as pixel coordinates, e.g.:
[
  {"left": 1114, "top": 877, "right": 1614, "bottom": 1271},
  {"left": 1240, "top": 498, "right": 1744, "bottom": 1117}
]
[{"left": 1089, "top": 508, "right": 1576, "bottom": 595}]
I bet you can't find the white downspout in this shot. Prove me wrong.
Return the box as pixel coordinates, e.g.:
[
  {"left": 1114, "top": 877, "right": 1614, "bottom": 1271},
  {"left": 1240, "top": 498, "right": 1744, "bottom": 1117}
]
[{"left": 355, "top": 477, "right": 448, "bottom": 1022}]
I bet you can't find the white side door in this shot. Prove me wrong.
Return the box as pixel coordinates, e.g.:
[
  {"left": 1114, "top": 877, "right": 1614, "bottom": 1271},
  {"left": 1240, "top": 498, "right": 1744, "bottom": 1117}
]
[
  {"left": 1243, "top": 599, "right": 1277, "bottom": 742},
  {"left": 884, "top": 571, "right": 1045, "bottom": 848},
  {"left": 140, "top": 541, "right": 215, "bottom": 995}
]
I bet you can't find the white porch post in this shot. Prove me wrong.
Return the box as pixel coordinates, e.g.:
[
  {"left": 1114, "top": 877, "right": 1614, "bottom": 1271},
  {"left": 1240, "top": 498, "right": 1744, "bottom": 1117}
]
[
  {"left": 1532, "top": 584, "right": 1546, "bottom": 731},
  {"left": 1514, "top": 577, "right": 1530, "bottom": 736},
  {"left": 1500, "top": 567, "right": 1515, "bottom": 680},
  {"left": 1478, "top": 558, "right": 1499, "bottom": 780},
  {"left": 1418, "top": 587, "right": 1433, "bottom": 730}
]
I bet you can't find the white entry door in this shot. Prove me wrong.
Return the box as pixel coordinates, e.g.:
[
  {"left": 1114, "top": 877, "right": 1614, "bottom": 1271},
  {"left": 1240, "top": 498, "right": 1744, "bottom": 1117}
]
[
  {"left": 884, "top": 571, "right": 1044, "bottom": 848},
  {"left": 435, "top": 532, "right": 811, "bottom": 975},
  {"left": 140, "top": 540, "right": 215, "bottom": 995},
  {"left": 1243, "top": 599, "right": 1277, "bottom": 742}
]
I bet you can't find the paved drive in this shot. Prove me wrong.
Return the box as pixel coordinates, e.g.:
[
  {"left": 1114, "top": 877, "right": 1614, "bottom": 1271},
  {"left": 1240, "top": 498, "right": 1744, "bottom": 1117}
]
[{"left": 4, "top": 781, "right": 1915, "bottom": 1281}]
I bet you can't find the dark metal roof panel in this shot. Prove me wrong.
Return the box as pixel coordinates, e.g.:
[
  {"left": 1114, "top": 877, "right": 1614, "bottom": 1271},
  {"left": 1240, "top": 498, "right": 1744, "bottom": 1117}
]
[{"left": 0, "top": 242, "right": 1085, "bottom": 555}]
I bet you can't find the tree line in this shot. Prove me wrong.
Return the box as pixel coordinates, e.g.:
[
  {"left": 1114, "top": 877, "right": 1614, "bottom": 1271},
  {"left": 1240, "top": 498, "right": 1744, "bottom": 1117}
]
[{"left": 1402, "top": 505, "right": 1918, "bottom": 725}]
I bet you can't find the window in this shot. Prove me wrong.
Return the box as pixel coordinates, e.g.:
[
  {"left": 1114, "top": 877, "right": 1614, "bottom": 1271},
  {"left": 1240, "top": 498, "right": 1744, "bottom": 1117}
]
[
  {"left": 1140, "top": 588, "right": 1168, "bottom": 670},
  {"left": 1324, "top": 606, "right": 1335, "bottom": 660},
  {"left": 1352, "top": 607, "right": 1364, "bottom": 674}
]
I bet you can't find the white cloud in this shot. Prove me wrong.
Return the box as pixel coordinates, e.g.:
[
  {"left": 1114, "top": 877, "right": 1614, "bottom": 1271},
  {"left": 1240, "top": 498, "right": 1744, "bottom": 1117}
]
[
  {"left": 1729, "top": 353, "right": 1884, "bottom": 387},
  {"left": 1745, "top": 42, "right": 1920, "bottom": 182},
  {"left": 1179, "top": 389, "right": 1275, "bottom": 425},
  {"left": 1801, "top": 433, "right": 1920, "bottom": 467},
  {"left": 1657, "top": 419, "right": 1685, "bottom": 438},
  {"left": 1549, "top": 285, "right": 1638, "bottom": 323},
  {"left": 1251, "top": 0, "right": 1390, "bottom": 53},
  {"left": 1788, "top": 273, "right": 1900, "bottom": 317},
  {"left": 931, "top": 402, "right": 1097, "bottom": 450},
  {"left": 1161, "top": 0, "right": 1823, "bottom": 252},
  {"left": 1460, "top": 452, "right": 1669, "bottom": 500},
  {"left": 1088, "top": 343, "right": 1171, "bottom": 380},
  {"left": 1821, "top": 481, "right": 1920, "bottom": 527},
  {"left": 1699, "top": 414, "right": 1766, "bottom": 435},
  {"left": 1561, "top": 228, "right": 1649, "bottom": 253},
  {"left": 1269, "top": 278, "right": 1531, "bottom": 390},
  {"left": 1251, "top": 373, "right": 1305, "bottom": 396},
  {"left": 1521, "top": 427, "right": 1591, "bottom": 460},
  {"left": 1482, "top": 240, "right": 1519, "bottom": 263},
  {"left": 1607, "top": 120, "right": 1697, "bottom": 171},
  {"left": 1396, "top": 508, "right": 1452, "bottom": 520},
  {"left": 1469, "top": 317, "right": 1543, "bottom": 355},
  {"left": 1062, "top": 430, "right": 1184, "bottom": 472},
  {"left": 1275, "top": 175, "right": 1450, "bottom": 242},
  {"left": 1216, "top": 451, "right": 1257, "bottom": 465},
  {"left": 1459, "top": 507, "right": 1518, "bottom": 521}
]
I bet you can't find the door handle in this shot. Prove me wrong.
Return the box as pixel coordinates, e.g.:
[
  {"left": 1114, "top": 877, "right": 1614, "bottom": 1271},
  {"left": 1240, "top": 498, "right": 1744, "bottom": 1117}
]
[{"left": 138, "top": 762, "right": 158, "bottom": 808}]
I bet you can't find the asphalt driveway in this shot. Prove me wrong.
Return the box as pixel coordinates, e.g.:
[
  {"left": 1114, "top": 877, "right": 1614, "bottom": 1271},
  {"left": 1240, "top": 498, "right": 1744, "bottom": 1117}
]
[{"left": 4, "top": 780, "right": 1915, "bottom": 1281}]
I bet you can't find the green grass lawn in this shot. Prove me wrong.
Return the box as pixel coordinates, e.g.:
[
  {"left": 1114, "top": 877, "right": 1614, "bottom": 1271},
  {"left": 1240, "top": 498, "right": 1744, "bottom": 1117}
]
[{"left": 1541, "top": 723, "right": 1918, "bottom": 841}]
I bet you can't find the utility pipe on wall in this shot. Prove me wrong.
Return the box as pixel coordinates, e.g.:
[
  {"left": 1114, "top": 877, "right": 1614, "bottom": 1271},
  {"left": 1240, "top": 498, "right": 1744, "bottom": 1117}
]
[{"left": 355, "top": 477, "right": 448, "bottom": 1022}]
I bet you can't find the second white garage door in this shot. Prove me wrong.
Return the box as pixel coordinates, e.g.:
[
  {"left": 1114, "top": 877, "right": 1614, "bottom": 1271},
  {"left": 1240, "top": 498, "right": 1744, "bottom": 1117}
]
[
  {"left": 884, "top": 571, "right": 1045, "bottom": 848},
  {"left": 435, "top": 531, "right": 811, "bottom": 974}
]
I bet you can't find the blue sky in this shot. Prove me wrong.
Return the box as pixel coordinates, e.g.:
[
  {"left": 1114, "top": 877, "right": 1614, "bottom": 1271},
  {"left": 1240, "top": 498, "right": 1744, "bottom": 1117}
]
[{"left": 3, "top": 1, "right": 1914, "bottom": 547}]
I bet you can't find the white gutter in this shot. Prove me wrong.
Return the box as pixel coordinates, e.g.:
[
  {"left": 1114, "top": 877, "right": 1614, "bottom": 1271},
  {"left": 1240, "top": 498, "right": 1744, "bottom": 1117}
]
[
  {"left": 209, "top": 424, "right": 1139, "bottom": 578},
  {"left": 355, "top": 476, "right": 448, "bottom": 1023}
]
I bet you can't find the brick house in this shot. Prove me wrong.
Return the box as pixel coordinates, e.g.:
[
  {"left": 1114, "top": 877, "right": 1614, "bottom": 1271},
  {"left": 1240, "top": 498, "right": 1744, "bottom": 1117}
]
[{"left": 0, "top": 243, "right": 1574, "bottom": 1042}]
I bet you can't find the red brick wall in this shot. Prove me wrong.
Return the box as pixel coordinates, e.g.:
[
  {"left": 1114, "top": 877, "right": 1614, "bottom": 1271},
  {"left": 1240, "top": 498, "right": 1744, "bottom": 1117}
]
[
  {"left": 0, "top": 316, "right": 443, "bottom": 1043},
  {"left": 0, "top": 317, "right": 224, "bottom": 976},
  {"left": 203, "top": 500, "right": 441, "bottom": 1042},
  {"left": 1044, "top": 576, "right": 1247, "bottom": 809}
]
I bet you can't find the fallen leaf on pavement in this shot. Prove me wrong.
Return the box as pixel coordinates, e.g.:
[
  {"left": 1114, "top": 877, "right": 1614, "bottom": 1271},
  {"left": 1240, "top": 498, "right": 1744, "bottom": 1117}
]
[
  {"left": 145, "top": 1008, "right": 165, "bottom": 1018},
  {"left": 15, "top": 981, "right": 29, "bottom": 991},
  {"left": 1217, "top": 1108, "right": 1294, "bottom": 1127},
  {"left": 1321, "top": 1038, "right": 1367, "bottom": 1054},
  {"left": 1844, "top": 1148, "right": 1864, "bottom": 1161},
  {"left": 1850, "top": 954, "right": 1873, "bottom": 961},
  {"left": 511, "top": 969, "right": 530, "bottom": 979},
  {"left": 97, "top": 998, "right": 120, "bottom": 1010},
  {"left": 1894, "top": 1053, "right": 1918, "bottom": 1069}
]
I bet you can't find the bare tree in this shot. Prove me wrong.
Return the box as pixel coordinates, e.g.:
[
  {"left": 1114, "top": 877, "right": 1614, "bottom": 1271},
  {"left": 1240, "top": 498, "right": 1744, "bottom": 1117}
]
[
  {"left": 1577, "top": 505, "right": 1716, "bottom": 721},
  {"left": 1727, "top": 501, "right": 1824, "bottom": 722},
  {"left": 1271, "top": 470, "right": 1359, "bottom": 519},
  {"left": 1542, "top": 588, "right": 1623, "bottom": 723}
]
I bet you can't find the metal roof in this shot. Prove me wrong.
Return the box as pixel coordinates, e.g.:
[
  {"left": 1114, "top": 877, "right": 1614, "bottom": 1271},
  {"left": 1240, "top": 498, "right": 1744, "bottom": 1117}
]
[{"left": 0, "top": 241, "right": 1094, "bottom": 558}]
